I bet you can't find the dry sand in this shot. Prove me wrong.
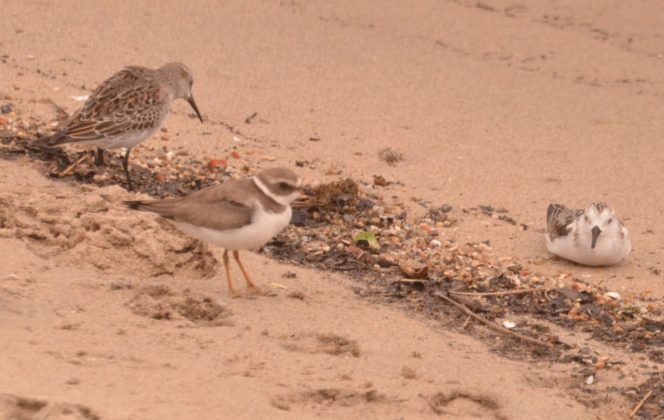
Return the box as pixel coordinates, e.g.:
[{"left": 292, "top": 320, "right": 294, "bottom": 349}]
[{"left": 1, "top": 1, "right": 663, "bottom": 419}]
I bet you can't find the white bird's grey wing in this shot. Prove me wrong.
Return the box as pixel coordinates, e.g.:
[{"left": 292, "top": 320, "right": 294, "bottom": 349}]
[
  {"left": 125, "top": 179, "right": 268, "bottom": 231},
  {"left": 547, "top": 203, "right": 583, "bottom": 241},
  {"left": 42, "top": 66, "right": 168, "bottom": 146}
]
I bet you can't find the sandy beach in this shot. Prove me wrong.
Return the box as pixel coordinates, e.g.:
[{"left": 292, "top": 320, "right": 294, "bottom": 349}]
[{"left": 1, "top": 1, "right": 662, "bottom": 418}]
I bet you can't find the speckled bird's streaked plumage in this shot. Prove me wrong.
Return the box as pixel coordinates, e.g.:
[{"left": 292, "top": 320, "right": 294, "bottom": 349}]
[
  {"left": 545, "top": 202, "right": 631, "bottom": 266},
  {"left": 546, "top": 203, "right": 585, "bottom": 241},
  {"left": 38, "top": 62, "right": 203, "bottom": 190},
  {"left": 43, "top": 62, "right": 201, "bottom": 149}
]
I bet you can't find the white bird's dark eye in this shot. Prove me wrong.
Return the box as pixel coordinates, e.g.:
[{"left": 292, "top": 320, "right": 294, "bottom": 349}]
[
  {"left": 607, "top": 218, "right": 613, "bottom": 224},
  {"left": 584, "top": 216, "right": 590, "bottom": 222},
  {"left": 278, "top": 182, "right": 293, "bottom": 191}
]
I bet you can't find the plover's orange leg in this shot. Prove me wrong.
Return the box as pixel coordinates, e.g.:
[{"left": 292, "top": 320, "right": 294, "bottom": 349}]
[
  {"left": 223, "top": 250, "right": 238, "bottom": 297},
  {"left": 233, "top": 250, "right": 261, "bottom": 293}
]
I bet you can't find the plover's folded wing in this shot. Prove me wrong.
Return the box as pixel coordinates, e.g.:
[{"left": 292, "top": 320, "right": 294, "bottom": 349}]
[
  {"left": 126, "top": 196, "right": 254, "bottom": 232},
  {"left": 547, "top": 203, "right": 583, "bottom": 240},
  {"left": 126, "top": 180, "right": 260, "bottom": 231}
]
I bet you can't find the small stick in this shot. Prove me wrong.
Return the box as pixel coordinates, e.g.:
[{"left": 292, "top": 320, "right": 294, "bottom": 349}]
[
  {"left": 434, "top": 292, "right": 557, "bottom": 349},
  {"left": 244, "top": 112, "right": 258, "bottom": 124},
  {"left": 462, "top": 316, "right": 472, "bottom": 329},
  {"left": 59, "top": 154, "right": 88, "bottom": 177},
  {"left": 450, "top": 288, "right": 551, "bottom": 297},
  {"left": 629, "top": 389, "right": 653, "bottom": 418}
]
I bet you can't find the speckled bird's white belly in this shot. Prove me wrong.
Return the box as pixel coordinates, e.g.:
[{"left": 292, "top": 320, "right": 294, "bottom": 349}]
[{"left": 84, "top": 127, "right": 160, "bottom": 150}]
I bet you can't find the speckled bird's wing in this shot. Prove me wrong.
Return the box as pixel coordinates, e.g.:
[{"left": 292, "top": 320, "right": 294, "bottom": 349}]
[
  {"left": 44, "top": 66, "right": 168, "bottom": 145},
  {"left": 547, "top": 203, "right": 583, "bottom": 240}
]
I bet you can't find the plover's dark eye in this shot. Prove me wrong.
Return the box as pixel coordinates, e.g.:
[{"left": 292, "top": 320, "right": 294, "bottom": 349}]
[
  {"left": 278, "top": 182, "right": 293, "bottom": 191},
  {"left": 607, "top": 218, "right": 613, "bottom": 224},
  {"left": 584, "top": 216, "right": 590, "bottom": 223}
]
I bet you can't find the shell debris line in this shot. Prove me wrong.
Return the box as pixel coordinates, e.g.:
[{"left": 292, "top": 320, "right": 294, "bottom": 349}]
[
  {"left": 1, "top": 105, "right": 663, "bottom": 415},
  {"left": 266, "top": 177, "right": 663, "bottom": 414},
  {"left": 266, "top": 177, "right": 662, "bottom": 356},
  {"left": 2, "top": 105, "right": 663, "bottom": 351},
  {"left": 0, "top": 104, "right": 239, "bottom": 197}
]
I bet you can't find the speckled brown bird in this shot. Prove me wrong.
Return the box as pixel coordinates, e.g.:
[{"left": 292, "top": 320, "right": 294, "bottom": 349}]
[{"left": 38, "top": 62, "right": 203, "bottom": 190}]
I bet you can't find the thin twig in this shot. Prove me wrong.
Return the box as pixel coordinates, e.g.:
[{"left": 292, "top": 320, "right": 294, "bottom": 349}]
[
  {"left": 450, "top": 288, "right": 551, "bottom": 297},
  {"left": 462, "top": 316, "right": 472, "bottom": 329},
  {"left": 434, "top": 292, "right": 557, "bottom": 349},
  {"left": 59, "top": 154, "right": 88, "bottom": 177},
  {"left": 629, "top": 389, "right": 653, "bottom": 418}
]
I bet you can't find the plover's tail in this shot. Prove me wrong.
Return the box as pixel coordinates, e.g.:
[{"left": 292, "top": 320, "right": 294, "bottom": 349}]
[
  {"left": 124, "top": 200, "right": 145, "bottom": 211},
  {"left": 124, "top": 199, "right": 180, "bottom": 219}
]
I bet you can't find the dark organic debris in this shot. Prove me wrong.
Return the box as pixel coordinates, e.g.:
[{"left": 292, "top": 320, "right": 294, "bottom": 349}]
[
  {"left": 126, "top": 285, "right": 232, "bottom": 326},
  {"left": 0, "top": 394, "right": 100, "bottom": 420},
  {"left": 265, "top": 177, "right": 663, "bottom": 364},
  {"left": 2, "top": 107, "right": 662, "bottom": 387},
  {"left": 626, "top": 373, "right": 664, "bottom": 419},
  {"left": 316, "top": 334, "right": 361, "bottom": 357},
  {"left": 271, "top": 387, "right": 388, "bottom": 411},
  {"left": 0, "top": 110, "right": 230, "bottom": 196},
  {"left": 465, "top": 205, "right": 528, "bottom": 229},
  {"left": 428, "top": 391, "right": 500, "bottom": 415},
  {"left": 378, "top": 147, "right": 404, "bottom": 166}
]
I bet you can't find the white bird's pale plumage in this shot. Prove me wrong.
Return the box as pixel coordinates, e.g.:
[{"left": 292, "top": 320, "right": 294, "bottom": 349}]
[
  {"left": 126, "top": 167, "right": 301, "bottom": 296},
  {"left": 546, "top": 202, "right": 631, "bottom": 266}
]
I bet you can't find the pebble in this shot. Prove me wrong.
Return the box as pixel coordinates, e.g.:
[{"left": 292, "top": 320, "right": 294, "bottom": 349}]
[
  {"left": 502, "top": 320, "right": 516, "bottom": 329},
  {"left": 507, "top": 263, "right": 522, "bottom": 273},
  {"left": 66, "top": 378, "right": 80, "bottom": 385},
  {"left": 605, "top": 292, "right": 621, "bottom": 300},
  {"left": 1, "top": 104, "right": 12, "bottom": 114}
]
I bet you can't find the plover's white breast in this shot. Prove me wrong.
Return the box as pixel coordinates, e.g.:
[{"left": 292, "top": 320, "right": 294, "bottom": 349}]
[{"left": 173, "top": 204, "right": 292, "bottom": 251}]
